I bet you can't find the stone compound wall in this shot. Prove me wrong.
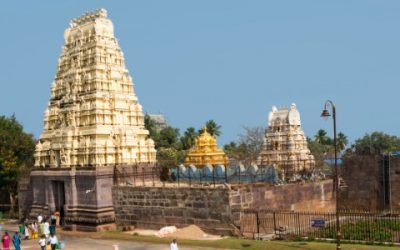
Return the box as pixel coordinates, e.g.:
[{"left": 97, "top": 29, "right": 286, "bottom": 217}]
[
  {"left": 112, "top": 180, "right": 333, "bottom": 235},
  {"left": 340, "top": 155, "right": 400, "bottom": 211},
  {"left": 112, "top": 186, "right": 233, "bottom": 235},
  {"left": 390, "top": 157, "right": 400, "bottom": 210}
]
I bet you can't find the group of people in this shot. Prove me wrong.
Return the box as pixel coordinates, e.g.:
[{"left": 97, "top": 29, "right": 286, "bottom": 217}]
[
  {"left": 1, "top": 231, "right": 21, "bottom": 250},
  {"left": 1, "top": 213, "right": 59, "bottom": 250}
]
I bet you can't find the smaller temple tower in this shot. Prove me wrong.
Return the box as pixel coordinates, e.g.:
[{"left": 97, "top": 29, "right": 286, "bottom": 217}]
[
  {"left": 184, "top": 127, "right": 229, "bottom": 167},
  {"left": 257, "top": 104, "right": 315, "bottom": 177}
]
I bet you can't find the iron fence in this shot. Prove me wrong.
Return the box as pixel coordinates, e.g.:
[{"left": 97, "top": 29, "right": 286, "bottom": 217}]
[{"left": 240, "top": 209, "right": 400, "bottom": 243}]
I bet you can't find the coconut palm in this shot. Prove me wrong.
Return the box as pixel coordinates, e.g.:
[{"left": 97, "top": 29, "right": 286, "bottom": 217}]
[
  {"left": 200, "top": 120, "right": 222, "bottom": 137},
  {"left": 314, "top": 129, "right": 329, "bottom": 145},
  {"left": 181, "top": 127, "right": 198, "bottom": 150},
  {"left": 336, "top": 132, "right": 348, "bottom": 153}
]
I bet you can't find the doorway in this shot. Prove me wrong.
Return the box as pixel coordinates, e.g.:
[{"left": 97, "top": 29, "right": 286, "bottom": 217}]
[{"left": 52, "top": 181, "right": 65, "bottom": 226}]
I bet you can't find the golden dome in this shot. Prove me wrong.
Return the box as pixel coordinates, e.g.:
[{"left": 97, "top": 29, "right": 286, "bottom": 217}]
[{"left": 184, "top": 126, "right": 229, "bottom": 167}]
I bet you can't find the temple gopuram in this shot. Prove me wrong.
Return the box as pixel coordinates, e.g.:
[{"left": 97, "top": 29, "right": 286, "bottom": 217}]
[
  {"left": 257, "top": 104, "right": 315, "bottom": 178},
  {"left": 184, "top": 127, "right": 229, "bottom": 167},
  {"left": 20, "top": 9, "right": 156, "bottom": 231}
]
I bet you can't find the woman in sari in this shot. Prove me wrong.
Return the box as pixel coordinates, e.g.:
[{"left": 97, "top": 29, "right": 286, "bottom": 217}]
[
  {"left": 1, "top": 231, "right": 10, "bottom": 250},
  {"left": 12, "top": 231, "right": 21, "bottom": 250}
]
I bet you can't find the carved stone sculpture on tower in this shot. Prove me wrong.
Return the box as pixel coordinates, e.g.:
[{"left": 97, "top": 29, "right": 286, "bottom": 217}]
[
  {"left": 257, "top": 104, "right": 315, "bottom": 177},
  {"left": 34, "top": 8, "right": 156, "bottom": 168}
]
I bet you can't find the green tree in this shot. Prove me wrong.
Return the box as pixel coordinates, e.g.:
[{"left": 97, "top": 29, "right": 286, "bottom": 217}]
[
  {"left": 336, "top": 132, "right": 348, "bottom": 153},
  {"left": 0, "top": 114, "right": 35, "bottom": 207},
  {"left": 224, "top": 142, "right": 249, "bottom": 164},
  {"left": 155, "top": 126, "right": 181, "bottom": 149},
  {"left": 180, "top": 127, "right": 198, "bottom": 150},
  {"left": 156, "top": 147, "right": 186, "bottom": 180},
  {"left": 199, "top": 120, "right": 222, "bottom": 137},
  {"left": 156, "top": 147, "right": 185, "bottom": 168},
  {"left": 144, "top": 113, "right": 158, "bottom": 140},
  {"left": 314, "top": 129, "right": 332, "bottom": 145},
  {"left": 307, "top": 137, "right": 326, "bottom": 169},
  {"left": 352, "top": 132, "right": 400, "bottom": 155}
]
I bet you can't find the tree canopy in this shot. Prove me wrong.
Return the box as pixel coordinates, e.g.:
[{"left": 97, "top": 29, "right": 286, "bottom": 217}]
[
  {"left": 199, "top": 120, "right": 222, "bottom": 137},
  {"left": 0, "top": 115, "right": 36, "bottom": 203},
  {"left": 144, "top": 116, "right": 224, "bottom": 167},
  {"left": 351, "top": 132, "right": 400, "bottom": 155}
]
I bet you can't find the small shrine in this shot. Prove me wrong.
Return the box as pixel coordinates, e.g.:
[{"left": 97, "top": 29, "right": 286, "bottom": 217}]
[
  {"left": 184, "top": 127, "right": 229, "bottom": 167},
  {"left": 257, "top": 104, "right": 315, "bottom": 177}
]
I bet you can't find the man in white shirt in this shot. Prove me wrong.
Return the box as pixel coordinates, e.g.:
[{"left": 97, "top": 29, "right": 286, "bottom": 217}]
[
  {"left": 170, "top": 239, "right": 179, "bottom": 250},
  {"left": 43, "top": 220, "right": 50, "bottom": 238}
]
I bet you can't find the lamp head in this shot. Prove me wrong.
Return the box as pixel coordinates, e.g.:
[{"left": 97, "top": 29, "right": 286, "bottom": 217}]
[{"left": 321, "top": 109, "right": 331, "bottom": 120}]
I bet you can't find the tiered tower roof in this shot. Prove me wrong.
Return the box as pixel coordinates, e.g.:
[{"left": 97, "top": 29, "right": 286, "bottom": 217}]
[
  {"left": 184, "top": 127, "right": 229, "bottom": 167},
  {"left": 258, "top": 104, "right": 315, "bottom": 176},
  {"left": 34, "top": 9, "right": 156, "bottom": 168}
]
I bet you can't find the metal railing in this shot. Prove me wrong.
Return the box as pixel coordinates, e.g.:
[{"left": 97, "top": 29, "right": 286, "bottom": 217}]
[{"left": 240, "top": 209, "right": 400, "bottom": 243}]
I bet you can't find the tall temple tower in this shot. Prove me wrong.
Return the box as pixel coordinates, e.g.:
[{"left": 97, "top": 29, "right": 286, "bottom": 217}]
[
  {"left": 34, "top": 8, "right": 156, "bottom": 167},
  {"left": 20, "top": 9, "right": 156, "bottom": 231},
  {"left": 257, "top": 104, "right": 315, "bottom": 178}
]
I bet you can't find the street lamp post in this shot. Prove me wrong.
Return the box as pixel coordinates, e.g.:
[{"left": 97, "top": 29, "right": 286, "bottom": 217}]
[{"left": 321, "top": 100, "right": 340, "bottom": 250}]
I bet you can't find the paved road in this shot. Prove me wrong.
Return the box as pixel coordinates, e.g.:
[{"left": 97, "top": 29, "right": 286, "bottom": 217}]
[{"left": 1, "top": 224, "right": 218, "bottom": 250}]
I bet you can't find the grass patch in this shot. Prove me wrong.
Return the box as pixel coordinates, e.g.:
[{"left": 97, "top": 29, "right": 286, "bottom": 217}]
[{"left": 60, "top": 230, "right": 398, "bottom": 250}]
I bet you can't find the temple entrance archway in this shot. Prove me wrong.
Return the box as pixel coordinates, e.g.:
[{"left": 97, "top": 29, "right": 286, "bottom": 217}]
[{"left": 52, "top": 181, "right": 65, "bottom": 225}]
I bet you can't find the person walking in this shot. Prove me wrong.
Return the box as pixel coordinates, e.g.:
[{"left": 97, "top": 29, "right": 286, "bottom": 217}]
[
  {"left": 43, "top": 220, "right": 50, "bottom": 238},
  {"left": 12, "top": 231, "right": 21, "bottom": 250},
  {"left": 24, "top": 223, "right": 29, "bottom": 240},
  {"left": 39, "top": 221, "right": 45, "bottom": 236},
  {"left": 32, "top": 221, "right": 38, "bottom": 239},
  {"left": 37, "top": 214, "right": 43, "bottom": 224},
  {"left": 38, "top": 234, "right": 46, "bottom": 250},
  {"left": 48, "top": 232, "right": 58, "bottom": 250},
  {"left": 1, "top": 231, "right": 10, "bottom": 250},
  {"left": 170, "top": 239, "right": 179, "bottom": 250}
]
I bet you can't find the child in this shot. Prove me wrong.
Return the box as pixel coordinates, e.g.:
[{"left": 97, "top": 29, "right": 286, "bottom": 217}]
[{"left": 38, "top": 234, "right": 46, "bottom": 250}]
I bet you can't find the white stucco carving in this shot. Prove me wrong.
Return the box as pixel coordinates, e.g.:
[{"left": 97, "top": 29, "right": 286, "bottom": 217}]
[
  {"left": 34, "top": 9, "right": 156, "bottom": 168},
  {"left": 258, "top": 104, "right": 315, "bottom": 175}
]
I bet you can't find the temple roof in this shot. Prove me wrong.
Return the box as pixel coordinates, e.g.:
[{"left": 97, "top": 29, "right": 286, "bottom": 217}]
[{"left": 184, "top": 127, "right": 228, "bottom": 167}]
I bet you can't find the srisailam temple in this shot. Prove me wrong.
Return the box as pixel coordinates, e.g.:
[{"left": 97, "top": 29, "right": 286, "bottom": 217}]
[
  {"left": 257, "top": 104, "right": 315, "bottom": 178},
  {"left": 184, "top": 127, "right": 229, "bottom": 167},
  {"left": 20, "top": 9, "right": 156, "bottom": 231},
  {"left": 18, "top": 10, "right": 334, "bottom": 236}
]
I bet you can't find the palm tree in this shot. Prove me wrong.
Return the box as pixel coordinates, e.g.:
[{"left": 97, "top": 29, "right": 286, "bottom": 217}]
[
  {"left": 181, "top": 127, "right": 198, "bottom": 150},
  {"left": 314, "top": 129, "right": 329, "bottom": 145},
  {"left": 200, "top": 120, "right": 222, "bottom": 137},
  {"left": 336, "top": 132, "right": 348, "bottom": 153}
]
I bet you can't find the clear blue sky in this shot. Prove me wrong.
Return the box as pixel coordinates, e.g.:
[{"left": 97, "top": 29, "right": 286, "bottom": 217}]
[{"left": 1, "top": 1, "right": 399, "bottom": 145}]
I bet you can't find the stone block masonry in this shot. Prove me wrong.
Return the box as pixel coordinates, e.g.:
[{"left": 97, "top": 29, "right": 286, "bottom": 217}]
[
  {"left": 112, "top": 180, "right": 333, "bottom": 235},
  {"left": 112, "top": 186, "right": 233, "bottom": 235},
  {"left": 340, "top": 155, "right": 400, "bottom": 211}
]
